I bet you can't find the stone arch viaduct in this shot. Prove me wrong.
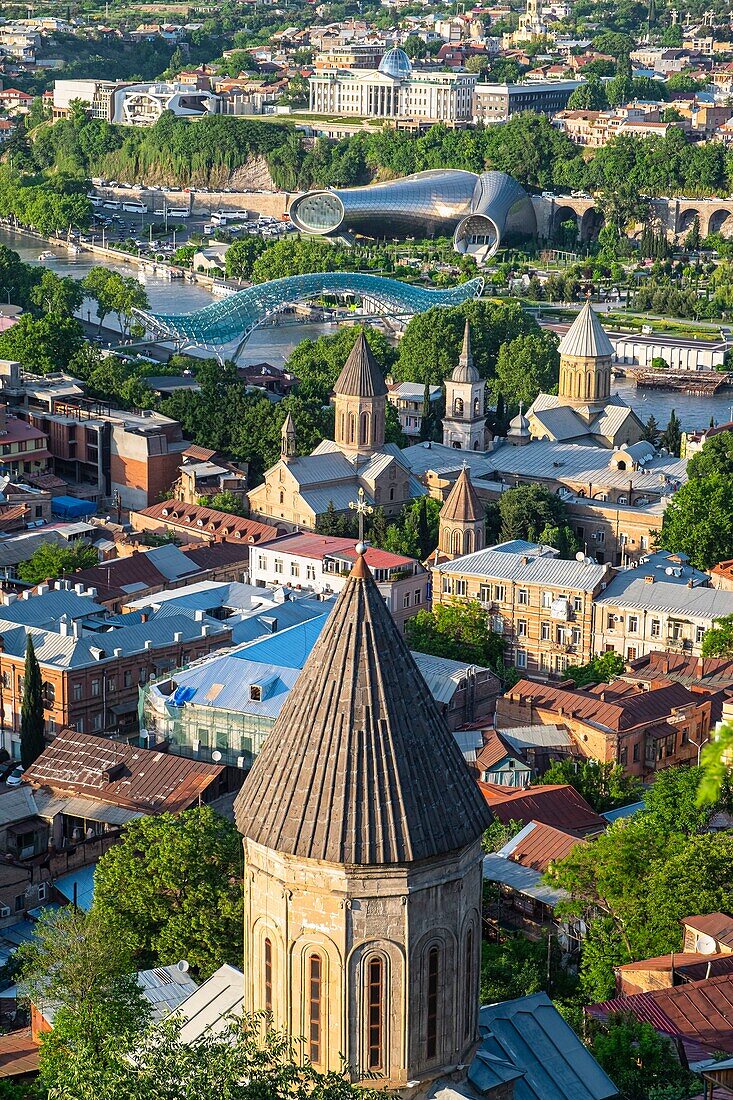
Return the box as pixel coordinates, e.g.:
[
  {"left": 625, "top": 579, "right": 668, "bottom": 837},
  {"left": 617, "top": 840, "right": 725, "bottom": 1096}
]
[{"left": 533, "top": 194, "right": 733, "bottom": 243}]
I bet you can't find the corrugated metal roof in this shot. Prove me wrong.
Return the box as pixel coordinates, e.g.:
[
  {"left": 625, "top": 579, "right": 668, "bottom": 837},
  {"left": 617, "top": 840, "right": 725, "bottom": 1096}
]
[
  {"left": 437, "top": 547, "right": 608, "bottom": 591},
  {"left": 25, "top": 729, "right": 222, "bottom": 814},
  {"left": 498, "top": 819, "right": 585, "bottom": 872},
  {"left": 174, "top": 963, "right": 244, "bottom": 1042},
  {"left": 483, "top": 852, "right": 568, "bottom": 906},
  {"left": 478, "top": 993, "right": 618, "bottom": 1100},
  {"left": 54, "top": 865, "right": 96, "bottom": 911},
  {"left": 137, "top": 965, "right": 199, "bottom": 1022},
  {"left": 480, "top": 781, "right": 606, "bottom": 834},
  {"left": 281, "top": 451, "right": 356, "bottom": 487},
  {"left": 0, "top": 786, "right": 38, "bottom": 828},
  {"left": 596, "top": 576, "right": 733, "bottom": 618},
  {"left": 530, "top": 404, "right": 592, "bottom": 441},
  {"left": 33, "top": 789, "right": 143, "bottom": 827}
]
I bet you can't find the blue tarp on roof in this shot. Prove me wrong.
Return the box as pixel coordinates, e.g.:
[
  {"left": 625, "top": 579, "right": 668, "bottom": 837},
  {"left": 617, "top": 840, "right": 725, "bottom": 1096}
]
[{"left": 50, "top": 496, "right": 96, "bottom": 520}]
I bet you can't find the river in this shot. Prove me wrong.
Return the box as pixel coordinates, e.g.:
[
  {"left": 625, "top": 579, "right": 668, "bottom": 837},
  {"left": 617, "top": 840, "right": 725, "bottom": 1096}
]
[{"left": 3, "top": 228, "right": 732, "bottom": 432}]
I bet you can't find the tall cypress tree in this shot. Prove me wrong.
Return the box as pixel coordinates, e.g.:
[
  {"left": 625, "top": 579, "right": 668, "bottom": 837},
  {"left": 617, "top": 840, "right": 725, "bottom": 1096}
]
[{"left": 20, "top": 636, "right": 45, "bottom": 769}]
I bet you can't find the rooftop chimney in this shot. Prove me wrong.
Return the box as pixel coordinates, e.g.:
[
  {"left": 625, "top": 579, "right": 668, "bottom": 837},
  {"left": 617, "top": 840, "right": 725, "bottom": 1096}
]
[{"left": 645, "top": 574, "right": 655, "bottom": 584}]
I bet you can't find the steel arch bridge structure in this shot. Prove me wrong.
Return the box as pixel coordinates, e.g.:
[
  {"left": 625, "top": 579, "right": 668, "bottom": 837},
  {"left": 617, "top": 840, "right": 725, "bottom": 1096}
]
[{"left": 134, "top": 272, "right": 484, "bottom": 358}]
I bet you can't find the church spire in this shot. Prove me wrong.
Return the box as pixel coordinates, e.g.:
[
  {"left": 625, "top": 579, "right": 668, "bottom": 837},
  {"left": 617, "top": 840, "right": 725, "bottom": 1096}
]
[
  {"left": 281, "top": 410, "right": 296, "bottom": 459},
  {"left": 333, "top": 331, "right": 387, "bottom": 456},
  {"left": 452, "top": 318, "right": 480, "bottom": 383},
  {"left": 234, "top": 551, "right": 490, "bottom": 865}
]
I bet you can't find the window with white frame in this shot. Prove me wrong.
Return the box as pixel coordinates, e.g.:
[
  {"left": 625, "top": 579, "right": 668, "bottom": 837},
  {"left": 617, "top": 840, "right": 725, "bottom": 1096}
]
[
  {"left": 455, "top": 579, "right": 467, "bottom": 597},
  {"left": 541, "top": 622, "right": 550, "bottom": 641},
  {"left": 541, "top": 591, "right": 552, "bottom": 609},
  {"left": 517, "top": 588, "right": 529, "bottom": 605},
  {"left": 515, "top": 650, "right": 527, "bottom": 668},
  {"left": 628, "top": 615, "right": 639, "bottom": 633}
]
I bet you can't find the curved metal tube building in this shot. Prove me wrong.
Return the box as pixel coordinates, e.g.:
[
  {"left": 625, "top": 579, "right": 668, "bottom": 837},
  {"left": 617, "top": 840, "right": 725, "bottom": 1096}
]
[
  {"left": 134, "top": 271, "right": 484, "bottom": 351},
  {"left": 289, "top": 170, "right": 536, "bottom": 260}
]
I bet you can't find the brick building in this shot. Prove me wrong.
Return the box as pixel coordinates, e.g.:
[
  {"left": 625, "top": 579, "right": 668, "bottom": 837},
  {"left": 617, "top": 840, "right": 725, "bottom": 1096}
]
[
  {"left": 0, "top": 583, "right": 232, "bottom": 753},
  {"left": 496, "top": 676, "right": 715, "bottom": 778}
]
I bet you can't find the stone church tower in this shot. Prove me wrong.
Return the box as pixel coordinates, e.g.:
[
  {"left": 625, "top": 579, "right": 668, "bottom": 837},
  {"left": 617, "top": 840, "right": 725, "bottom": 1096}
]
[
  {"left": 333, "top": 331, "right": 387, "bottom": 457},
  {"left": 438, "top": 466, "right": 485, "bottom": 559},
  {"left": 443, "top": 321, "right": 487, "bottom": 451},
  {"left": 557, "top": 299, "right": 614, "bottom": 413},
  {"left": 234, "top": 553, "right": 492, "bottom": 1090}
]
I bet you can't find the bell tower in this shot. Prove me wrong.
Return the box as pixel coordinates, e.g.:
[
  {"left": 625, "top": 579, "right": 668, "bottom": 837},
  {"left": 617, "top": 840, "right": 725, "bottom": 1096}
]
[
  {"left": 333, "top": 331, "right": 387, "bottom": 457},
  {"left": 443, "top": 320, "right": 487, "bottom": 451},
  {"left": 557, "top": 299, "right": 614, "bottom": 414},
  {"left": 281, "top": 410, "right": 296, "bottom": 460},
  {"left": 438, "top": 466, "right": 485, "bottom": 559}
]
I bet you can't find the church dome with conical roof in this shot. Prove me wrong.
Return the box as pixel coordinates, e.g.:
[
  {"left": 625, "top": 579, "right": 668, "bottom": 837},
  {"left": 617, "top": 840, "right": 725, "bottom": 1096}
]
[
  {"left": 441, "top": 466, "right": 482, "bottom": 524},
  {"left": 333, "top": 331, "right": 388, "bottom": 398},
  {"left": 234, "top": 553, "right": 491, "bottom": 865},
  {"left": 558, "top": 298, "right": 614, "bottom": 360}
]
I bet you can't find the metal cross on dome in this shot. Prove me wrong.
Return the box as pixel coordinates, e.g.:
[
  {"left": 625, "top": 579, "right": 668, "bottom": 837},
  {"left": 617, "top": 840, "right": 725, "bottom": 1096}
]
[{"left": 349, "top": 486, "right": 374, "bottom": 544}]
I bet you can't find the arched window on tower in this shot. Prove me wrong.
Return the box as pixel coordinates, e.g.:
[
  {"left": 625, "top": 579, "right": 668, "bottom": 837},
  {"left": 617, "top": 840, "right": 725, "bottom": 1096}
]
[
  {"left": 367, "top": 956, "right": 384, "bottom": 1072},
  {"left": 464, "top": 530, "right": 474, "bottom": 555},
  {"left": 360, "top": 411, "right": 370, "bottom": 446},
  {"left": 451, "top": 530, "right": 461, "bottom": 556},
  {"left": 473, "top": 396, "right": 480, "bottom": 417},
  {"left": 264, "top": 937, "right": 273, "bottom": 1016},
  {"left": 308, "top": 953, "right": 322, "bottom": 1065},
  {"left": 349, "top": 414, "right": 356, "bottom": 445},
  {"left": 454, "top": 397, "right": 464, "bottom": 416},
  {"left": 426, "top": 946, "right": 440, "bottom": 1059},
  {"left": 463, "top": 928, "right": 473, "bottom": 1038}
]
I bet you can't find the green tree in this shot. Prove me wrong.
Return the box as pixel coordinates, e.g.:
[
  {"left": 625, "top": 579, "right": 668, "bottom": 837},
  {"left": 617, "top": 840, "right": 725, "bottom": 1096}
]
[
  {"left": 659, "top": 409, "right": 682, "bottom": 456},
  {"left": 20, "top": 636, "right": 45, "bottom": 770},
  {"left": 198, "top": 490, "right": 245, "bottom": 516},
  {"left": 93, "top": 805, "right": 244, "bottom": 978},
  {"left": 591, "top": 1015, "right": 698, "bottom": 1100},
  {"left": 224, "top": 235, "right": 267, "bottom": 280},
  {"left": 688, "top": 430, "right": 733, "bottom": 479},
  {"left": 567, "top": 78, "right": 609, "bottom": 111},
  {"left": 405, "top": 602, "right": 505, "bottom": 670},
  {"left": 640, "top": 414, "right": 660, "bottom": 444},
  {"left": 17, "top": 541, "right": 98, "bottom": 585},
  {"left": 490, "top": 332, "right": 559, "bottom": 407},
  {"left": 29, "top": 268, "right": 84, "bottom": 316},
  {"left": 536, "top": 523, "right": 580, "bottom": 559},
  {"left": 643, "top": 765, "right": 715, "bottom": 836},
  {"left": 565, "top": 650, "right": 624, "bottom": 687},
  {"left": 700, "top": 612, "right": 733, "bottom": 658},
  {"left": 17, "top": 907, "right": 148, "bottom": 1090},
  {"left": 659, "top": 473, "right": 733, "bottom": 569},
  {"left": 685, "top": 214, "right": 701, "bottom": 251},
  {"left": 481, "top": 935, "right": 547, "bottom": 1005},
  {"left": 382, "top": 497, "right": 441, "bottom": 559},
  {"left": 498, "top": 484, "right": 567, "bottom": 542},
  {"left": 0, "top": 313, "right": 84, "bottom": 373},
  {"left": 540, "top": 758, "right": 643, "bottom": 813}
]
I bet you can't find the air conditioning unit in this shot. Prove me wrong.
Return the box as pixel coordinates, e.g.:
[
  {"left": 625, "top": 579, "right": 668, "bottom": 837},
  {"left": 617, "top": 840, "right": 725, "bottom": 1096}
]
[
  {"left": 0, "top": 905, "right": 10, "bottom": 919},
  {"left": 236, "top": 756, "right": 246, "bottom": 769},
  {"left": 192, "top": 739, "right": 200, "bottom": 753}
]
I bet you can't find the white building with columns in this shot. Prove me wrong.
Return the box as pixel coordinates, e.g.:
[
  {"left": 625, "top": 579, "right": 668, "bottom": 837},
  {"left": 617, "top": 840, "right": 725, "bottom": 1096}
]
[{"left": 309, "top": 47, "right": 477, "bottom": 122}]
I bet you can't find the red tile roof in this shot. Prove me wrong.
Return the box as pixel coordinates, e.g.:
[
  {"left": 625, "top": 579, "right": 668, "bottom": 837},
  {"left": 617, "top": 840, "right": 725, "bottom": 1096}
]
[
  {"left": 134, "top": 500, "right": 280, "bottom": 544},
  {"left": 25, "top": 728, "right": 222, "bottom": 814},
  {"left": 478, "top": 781, "right": 606, "bottom": 835},
  {"left": 587, "top": 972, "right": 733, "bottom": 1063}
]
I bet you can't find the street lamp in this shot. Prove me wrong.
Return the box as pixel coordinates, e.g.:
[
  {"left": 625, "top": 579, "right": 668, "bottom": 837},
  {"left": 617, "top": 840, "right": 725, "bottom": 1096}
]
[{"left": 688, "top": 735, "right": 709, "bottom": 766}]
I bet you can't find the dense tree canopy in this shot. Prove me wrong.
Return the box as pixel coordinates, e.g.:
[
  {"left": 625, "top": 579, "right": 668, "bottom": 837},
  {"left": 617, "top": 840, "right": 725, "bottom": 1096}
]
[
  {"left": 93, "top": 806, "right": 243, "bottom": 978},
  {"left": 659, "top": 473, "right": 733, "bottom": 569},
  {"left": 405, "top": 601, "right": 506, "bottom": 672},
  {"left": 17, "top": 541, "right": 98, "bottom": 585}
]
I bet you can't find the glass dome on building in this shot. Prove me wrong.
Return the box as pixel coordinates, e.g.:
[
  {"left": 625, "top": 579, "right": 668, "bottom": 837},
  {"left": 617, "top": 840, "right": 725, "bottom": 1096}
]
[{"left": 378, "top": 47, "right": 412, "bottom": 79}]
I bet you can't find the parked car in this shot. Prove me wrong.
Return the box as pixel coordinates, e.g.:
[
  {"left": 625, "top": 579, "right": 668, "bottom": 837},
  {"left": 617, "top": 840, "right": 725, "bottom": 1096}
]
[{"left": 6, "top": 765, "right": 24, "bottom": 787}]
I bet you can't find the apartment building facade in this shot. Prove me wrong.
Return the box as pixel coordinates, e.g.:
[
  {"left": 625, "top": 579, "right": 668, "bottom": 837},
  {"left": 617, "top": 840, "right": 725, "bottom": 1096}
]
[
  {"left": 432, "top": 541, "right": 611, "bottom": 677},
  {"left": 472, "top": 79, "right": 580, "bottom": 122},
  {"left": 593, "top": 551, "right": 733, "bottom": 660},
  {"left": 250, "top": 532, "right": 428, "bottom": 629}
]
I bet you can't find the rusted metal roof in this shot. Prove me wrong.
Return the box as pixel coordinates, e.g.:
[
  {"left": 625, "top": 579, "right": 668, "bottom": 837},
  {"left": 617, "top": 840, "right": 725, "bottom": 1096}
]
[
  {"left": 588, "top": 973, "right": 733, "bottom": 1063},
  {"left": 25, "top": 729, "right": 222, "bottom": 815},
  {"left": 683, "top": 913, "right": 733, "bottom": 948},
  {"left": 499, "top": 819, "right": 585, "bottom": 872},
  {"left": 135, "top": 500, "right": 280, "bottom": 545},
  {"left": 479, "top": 781, "right": 605, "bottom": 835},
  {"left": 0, "top": 1027, "right": 39, "bottom": 1078},
  {"left": 508, "top": 677, "right": 700, "bottom": 732}
]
